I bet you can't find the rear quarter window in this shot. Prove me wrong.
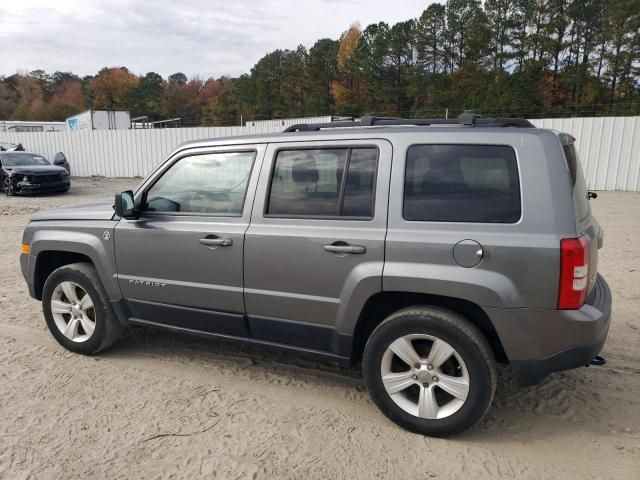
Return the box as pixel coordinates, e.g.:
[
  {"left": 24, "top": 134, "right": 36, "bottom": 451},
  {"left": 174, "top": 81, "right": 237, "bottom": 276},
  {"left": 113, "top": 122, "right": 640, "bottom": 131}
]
[
  {"left": 562, "top": 143, "right": 591, "bottom": 222},
  {"left": 403, "top": 144, "right": 521, "bottom": 223}
]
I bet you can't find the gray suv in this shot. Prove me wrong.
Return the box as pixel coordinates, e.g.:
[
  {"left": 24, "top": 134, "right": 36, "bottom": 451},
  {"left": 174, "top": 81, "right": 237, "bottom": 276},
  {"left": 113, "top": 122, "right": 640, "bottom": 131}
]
[{"left": 20, "top": 114, "right": 611, "bottom": 436}]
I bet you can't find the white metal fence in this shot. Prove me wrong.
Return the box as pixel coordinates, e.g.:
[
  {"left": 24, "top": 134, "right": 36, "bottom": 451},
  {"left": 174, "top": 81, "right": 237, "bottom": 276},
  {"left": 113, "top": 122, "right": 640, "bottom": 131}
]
[
  {"left": 529, "top": 117, "right": 640, "bottom": 191},
  {"left": 245, "top": 116, "right": 332, "bottom": 128},
  {"left": 2, "top": 117, "right": 639, "bottom": 191},
  {"left": 1, "top": 125, "right": 282, "bottom": 178}
]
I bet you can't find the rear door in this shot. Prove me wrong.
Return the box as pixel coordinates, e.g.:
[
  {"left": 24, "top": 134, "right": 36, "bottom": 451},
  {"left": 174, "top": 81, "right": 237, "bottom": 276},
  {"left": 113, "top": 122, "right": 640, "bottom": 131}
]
[
  {"left": 243, "top": 139, "right": 392, "bottom": 356},
  {"left": 114, "top": 144, "right": 265, "bottom": 336}
]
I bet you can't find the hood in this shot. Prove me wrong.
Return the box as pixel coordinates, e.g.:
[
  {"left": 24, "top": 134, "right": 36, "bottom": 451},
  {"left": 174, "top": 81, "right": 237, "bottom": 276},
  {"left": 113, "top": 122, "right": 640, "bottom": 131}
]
[
  {"left": 4, "top": 165, "right": 68, "bottom": 175},
  {"left": 30, "top": 200, "right": 116, "bottom": 221}
]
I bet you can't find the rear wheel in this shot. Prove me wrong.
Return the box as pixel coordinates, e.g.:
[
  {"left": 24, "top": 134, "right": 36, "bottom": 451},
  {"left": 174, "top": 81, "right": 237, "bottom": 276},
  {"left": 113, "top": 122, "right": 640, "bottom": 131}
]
[
  {"left": 42, "top": 262, "right": 123, "bottom": 354},
  {"left": 362, "top": 307, "right": 497, "bottom": 437}
]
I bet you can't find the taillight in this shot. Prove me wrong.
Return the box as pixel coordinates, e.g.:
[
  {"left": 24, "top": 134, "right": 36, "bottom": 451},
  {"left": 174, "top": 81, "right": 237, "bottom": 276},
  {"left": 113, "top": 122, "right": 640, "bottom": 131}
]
[{"left": 558, "top": 236, "right": 589, "bottom": 309}]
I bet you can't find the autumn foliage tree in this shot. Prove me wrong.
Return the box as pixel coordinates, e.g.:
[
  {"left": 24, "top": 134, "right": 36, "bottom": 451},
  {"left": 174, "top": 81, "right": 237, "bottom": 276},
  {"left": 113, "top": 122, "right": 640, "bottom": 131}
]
[
  {"left": 332, "top": 23, "right": 363, "bottom": 112},
  {"left": 46, "top": 80, "right": 86, "bottom": 120},
  {"left": 9, "top": 74, "right": 45, "bottom": 120},
  {"left": 90, "top": 67, "right": 139, "bottom": 109}
]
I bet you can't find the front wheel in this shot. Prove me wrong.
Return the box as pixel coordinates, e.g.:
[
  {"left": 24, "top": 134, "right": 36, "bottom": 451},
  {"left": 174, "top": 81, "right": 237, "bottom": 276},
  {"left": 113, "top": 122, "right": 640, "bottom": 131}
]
[
  {"left": 42, "top": 262, "right": 123, "bottom": 354},
  {"left": 362, "top": 307, "right": 497, "bottom": 437},
  {"left": 3, "top": 177, "right": 13, "bottom": 196}
]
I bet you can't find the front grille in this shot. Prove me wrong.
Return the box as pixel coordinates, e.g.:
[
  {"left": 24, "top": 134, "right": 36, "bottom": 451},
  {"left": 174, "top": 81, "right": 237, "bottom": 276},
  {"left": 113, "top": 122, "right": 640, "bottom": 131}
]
[{"left": 32, "top": 174, "right": 63, "bottom": 183}]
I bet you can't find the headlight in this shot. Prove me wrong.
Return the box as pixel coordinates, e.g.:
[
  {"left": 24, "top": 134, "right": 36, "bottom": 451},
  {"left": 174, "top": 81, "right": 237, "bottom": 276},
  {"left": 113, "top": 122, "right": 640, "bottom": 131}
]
[{"left": 61, "top": 171, "right": 69, "bottom": 176}]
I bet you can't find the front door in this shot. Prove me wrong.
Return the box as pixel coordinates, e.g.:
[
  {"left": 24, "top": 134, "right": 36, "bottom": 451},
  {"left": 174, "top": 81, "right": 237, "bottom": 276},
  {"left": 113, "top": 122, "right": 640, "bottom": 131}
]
[
  {"left": 114, "top": 144, "right": 265, "bottom": 336},
  {"left": 244, "top": 139, "right": 392, "bottom": 357}
]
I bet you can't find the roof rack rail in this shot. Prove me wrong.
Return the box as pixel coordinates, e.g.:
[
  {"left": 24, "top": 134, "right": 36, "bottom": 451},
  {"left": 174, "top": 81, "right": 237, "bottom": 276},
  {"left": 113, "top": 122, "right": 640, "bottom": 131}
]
[{"left": 283, "top": 111, "right": 536, "bottom": 132}]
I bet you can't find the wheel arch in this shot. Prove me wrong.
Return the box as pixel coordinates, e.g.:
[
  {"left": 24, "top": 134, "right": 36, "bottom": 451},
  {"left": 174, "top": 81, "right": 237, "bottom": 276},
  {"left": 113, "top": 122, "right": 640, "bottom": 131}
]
[
  {"left": 29, "top": 229, "right": 120, "bottom": 302},
  {"left": 350, "top": 291, "right": 507, "bottom": 365},
  {"left": 33, "top": 251, "right": 94, "bottom": 300}
]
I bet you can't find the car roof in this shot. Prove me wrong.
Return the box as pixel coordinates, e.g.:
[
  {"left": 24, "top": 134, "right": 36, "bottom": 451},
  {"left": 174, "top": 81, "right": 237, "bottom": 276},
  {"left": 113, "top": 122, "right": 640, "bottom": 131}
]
[{"left": 177, "top": 125, "right": 556, "bottom": 151}]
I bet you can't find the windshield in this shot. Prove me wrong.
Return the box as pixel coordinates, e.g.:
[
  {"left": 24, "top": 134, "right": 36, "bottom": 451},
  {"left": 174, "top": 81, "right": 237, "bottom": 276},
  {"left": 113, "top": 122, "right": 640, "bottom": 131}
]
[{"left": 1, "top": 154, "right": 50, "bottom": 167}]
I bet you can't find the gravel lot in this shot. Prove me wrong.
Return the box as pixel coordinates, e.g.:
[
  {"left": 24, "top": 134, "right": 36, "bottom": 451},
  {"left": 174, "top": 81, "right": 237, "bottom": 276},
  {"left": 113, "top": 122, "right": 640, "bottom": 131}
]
[{"left": 0, "top": 178, "right": 639, "bottom": 480}]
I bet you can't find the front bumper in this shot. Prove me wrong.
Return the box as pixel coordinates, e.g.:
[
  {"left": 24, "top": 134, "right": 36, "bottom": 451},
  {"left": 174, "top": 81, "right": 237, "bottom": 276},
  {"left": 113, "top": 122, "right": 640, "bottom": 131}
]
[
  {"left": 487, "top": 274, "right": 612, "bottom": 386},
  {"left": 14, "top": 179, "right": 70, "bottom": 194},
  {"left": 20, "top": 253, "right": 30, "bottom": 289}
]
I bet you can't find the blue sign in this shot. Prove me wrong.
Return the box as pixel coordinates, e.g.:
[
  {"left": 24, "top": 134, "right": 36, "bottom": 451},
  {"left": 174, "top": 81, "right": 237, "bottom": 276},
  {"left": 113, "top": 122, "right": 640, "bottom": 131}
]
[{"left": 67, "top": 118, "right": 79, "bottom": 131}]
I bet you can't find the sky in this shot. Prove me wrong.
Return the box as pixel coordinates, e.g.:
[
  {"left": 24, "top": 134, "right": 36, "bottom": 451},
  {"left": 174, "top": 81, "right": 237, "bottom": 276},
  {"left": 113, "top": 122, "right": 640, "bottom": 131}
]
[{"left": 0, "top": 0, "right": 434, "bottom": 79}]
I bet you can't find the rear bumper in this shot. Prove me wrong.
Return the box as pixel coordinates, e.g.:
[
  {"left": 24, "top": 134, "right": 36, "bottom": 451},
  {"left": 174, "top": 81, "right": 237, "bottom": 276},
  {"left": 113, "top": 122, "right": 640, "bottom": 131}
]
[{"left": 487, "top": 274, "right": 612, "bottom": 386}]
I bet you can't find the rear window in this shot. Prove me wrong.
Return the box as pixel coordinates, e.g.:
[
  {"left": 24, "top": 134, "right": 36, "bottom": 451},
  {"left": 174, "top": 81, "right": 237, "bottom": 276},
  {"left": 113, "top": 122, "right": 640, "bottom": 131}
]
[
  {"left": 563, "top": 143, "right": 591, "bottom": 222},
  {"left": 403, "top": 145, "right": 521, "bottom": 223}
]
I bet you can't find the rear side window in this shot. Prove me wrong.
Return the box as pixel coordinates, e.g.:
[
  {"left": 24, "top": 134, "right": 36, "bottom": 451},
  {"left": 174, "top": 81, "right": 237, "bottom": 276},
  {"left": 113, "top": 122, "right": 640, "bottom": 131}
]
[
  {"left": 267, "top": 147, "right": 378, "bottom": 218},
  {"left": 404, "top": 145, "right": 521, "bottom": 223},
  {"left": 563, "top": 143, "right": 591, "bottom": 222}
]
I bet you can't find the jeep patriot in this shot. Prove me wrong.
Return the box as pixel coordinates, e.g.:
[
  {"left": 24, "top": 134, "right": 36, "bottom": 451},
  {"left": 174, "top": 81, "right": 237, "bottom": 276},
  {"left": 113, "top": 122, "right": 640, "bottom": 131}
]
[{"left": 20, "top": 114, "right": 612, "bottom": 436}]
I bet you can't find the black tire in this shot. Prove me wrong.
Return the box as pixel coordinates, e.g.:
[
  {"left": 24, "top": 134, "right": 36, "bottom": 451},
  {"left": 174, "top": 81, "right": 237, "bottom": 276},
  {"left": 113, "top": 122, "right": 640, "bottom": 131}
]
[
  {"left": 362, "top": 306, "right": 497, "bottom": 437},
  {"left": 42, "top": 262, "right": 123, "bottom": 354},
  {"left": 3, "top": 177, "right": 12, "bottom": 196}
]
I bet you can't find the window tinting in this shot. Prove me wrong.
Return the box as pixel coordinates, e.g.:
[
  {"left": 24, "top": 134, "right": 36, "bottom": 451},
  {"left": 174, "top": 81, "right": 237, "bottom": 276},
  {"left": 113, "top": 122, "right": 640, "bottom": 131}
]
[
  {"left": 267, "top": 147, "right": 378, "bottom": 218},
  {"left": 563, "top": 144, "right": 591, "bottom": 222},
  {"left": 144, "top": 151, "right": 256, "bottom": 215},
  {"left": 404, "top": 145, "right": 521, "bottom": 223},
  {"left": 342, "top": 148, "right": 377, "bottom": 217}
]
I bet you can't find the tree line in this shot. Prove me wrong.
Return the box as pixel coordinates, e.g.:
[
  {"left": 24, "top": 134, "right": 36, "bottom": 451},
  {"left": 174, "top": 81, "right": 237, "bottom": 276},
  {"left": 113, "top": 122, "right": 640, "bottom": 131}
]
[{"left": 1, "top": 0, "right": 638, "bottom": 126}]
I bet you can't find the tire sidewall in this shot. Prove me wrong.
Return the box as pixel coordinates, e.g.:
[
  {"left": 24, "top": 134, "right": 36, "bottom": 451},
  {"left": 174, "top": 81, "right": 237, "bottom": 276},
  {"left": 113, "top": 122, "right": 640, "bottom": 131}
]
[
  {"left": 42, "top": 266, "right": 109, "bottom": 354},
  {"left": 363, "top": 312, "right": 495, "bottom": 437},
  {"left": 4, "top": 177, "right": 13, "bottom": 196}
]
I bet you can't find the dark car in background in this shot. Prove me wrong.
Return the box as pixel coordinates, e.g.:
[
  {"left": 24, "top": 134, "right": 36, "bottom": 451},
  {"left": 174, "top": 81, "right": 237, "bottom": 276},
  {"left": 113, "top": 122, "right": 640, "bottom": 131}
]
[{"left": 1, "top": 152, "right": 70, "bottom": 195}]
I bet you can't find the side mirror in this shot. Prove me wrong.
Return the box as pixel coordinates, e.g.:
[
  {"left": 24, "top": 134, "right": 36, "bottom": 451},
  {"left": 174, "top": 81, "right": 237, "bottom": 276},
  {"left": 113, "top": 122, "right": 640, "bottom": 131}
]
[
  {"left": 53, "top": 152, "right": 67, "bottom": 165},
  {"left": 114, "top": 190, "right": 138, "bottom": 219},
  {"left": 53, "top": 152, "right": 71, "bottom": 174}
]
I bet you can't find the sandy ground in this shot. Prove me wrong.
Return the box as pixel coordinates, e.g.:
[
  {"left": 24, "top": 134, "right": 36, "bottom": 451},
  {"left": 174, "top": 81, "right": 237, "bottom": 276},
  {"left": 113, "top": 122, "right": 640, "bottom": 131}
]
[{"left": 0, "top": 177, "right": 638, "bottom": 480}]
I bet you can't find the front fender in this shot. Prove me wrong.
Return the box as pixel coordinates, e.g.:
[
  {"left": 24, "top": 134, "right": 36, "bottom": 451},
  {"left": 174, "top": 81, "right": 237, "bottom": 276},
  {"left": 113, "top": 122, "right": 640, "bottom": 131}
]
[{"left": 27, "top": 221, "right": 121, "bottom": 300}]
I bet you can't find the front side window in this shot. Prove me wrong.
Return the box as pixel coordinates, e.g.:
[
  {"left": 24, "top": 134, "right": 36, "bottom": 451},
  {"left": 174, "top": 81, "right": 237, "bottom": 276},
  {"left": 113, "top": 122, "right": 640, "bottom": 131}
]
[
  {"left": 144, "top": 151, "right": 256, "bottom": 215},
  {"left": 404, "top": 145, "right": 521, "bottom": 223},
  {"left": 267, "top": 147, "right": 378, "bottom": 218}
]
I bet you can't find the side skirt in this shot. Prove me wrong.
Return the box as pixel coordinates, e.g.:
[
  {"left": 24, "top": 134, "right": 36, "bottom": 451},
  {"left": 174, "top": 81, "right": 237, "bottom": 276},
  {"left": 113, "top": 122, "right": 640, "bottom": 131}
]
[
  {"left": 112, "top": 299, "right": 353, "bottom": 367},
  {"left": 128, "top": 317, "right": 352, "bottom": 367}
]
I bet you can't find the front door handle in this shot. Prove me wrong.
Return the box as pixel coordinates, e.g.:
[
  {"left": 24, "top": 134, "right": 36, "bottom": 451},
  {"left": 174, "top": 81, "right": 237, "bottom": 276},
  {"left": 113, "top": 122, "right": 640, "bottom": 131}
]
[
  {"left": 199, "top": 236, "right": 233, "bottom": 247},
  {"left": 323, "top": 242, "right": 366, "bottom": 254}
]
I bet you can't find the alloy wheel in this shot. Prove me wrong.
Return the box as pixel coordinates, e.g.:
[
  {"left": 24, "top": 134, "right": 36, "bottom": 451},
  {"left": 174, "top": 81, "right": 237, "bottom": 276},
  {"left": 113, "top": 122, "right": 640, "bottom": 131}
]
[
  {"left": 380, "top": 334, "right": 470, "bottom": 420},
  {"left": 50, "top": 281, "right": 96, "bottom": 343}
]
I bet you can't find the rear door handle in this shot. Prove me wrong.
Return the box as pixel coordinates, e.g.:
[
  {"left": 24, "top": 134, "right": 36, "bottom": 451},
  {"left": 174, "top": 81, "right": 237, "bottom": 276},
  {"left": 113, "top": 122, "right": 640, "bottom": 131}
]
[
  {"left": 323, "top": 243, "right": 366, "bottom": 254},
  {"left": 199, "top": 236, "right": 233, "bottom": 247}
]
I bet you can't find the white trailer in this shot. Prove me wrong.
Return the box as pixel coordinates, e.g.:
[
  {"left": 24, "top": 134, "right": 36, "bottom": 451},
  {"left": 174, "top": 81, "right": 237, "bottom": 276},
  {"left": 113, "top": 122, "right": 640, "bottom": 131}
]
[{"left": 66, "top": 109, "right": 131, "bottom": 132}]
